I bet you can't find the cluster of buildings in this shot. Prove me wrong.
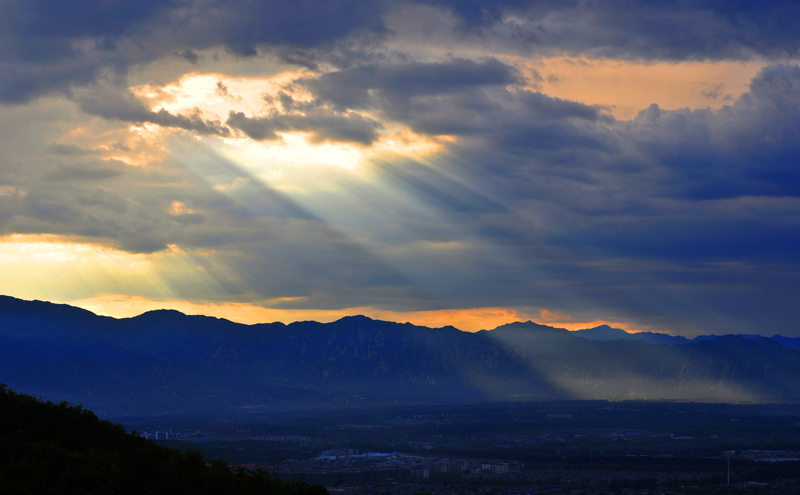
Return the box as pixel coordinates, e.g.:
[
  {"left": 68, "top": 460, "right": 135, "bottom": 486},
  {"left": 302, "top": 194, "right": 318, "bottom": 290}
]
[
  {"left": 136, "top": 429, "right": 201, "bottom": 440},
  {"left": 514, "top": 467, "right": 713, "bottom": 486},
  {"left": 740, "top": 450, "right": 800, "bottom": 462},
  {"left": 251, "top": 435, "right": 311, "bottom": 444},
  {"left": 136, "top": 427, "right": 311, "bottom": 444},
  {"left": 266, "top": 450, "right": 522, "bottom": 487}
]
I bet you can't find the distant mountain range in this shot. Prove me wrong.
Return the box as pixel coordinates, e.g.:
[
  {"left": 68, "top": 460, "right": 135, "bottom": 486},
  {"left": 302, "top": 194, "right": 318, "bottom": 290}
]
[
  {"left": 573, "top": 325, "right": 800, "bottom": 350},
  {"left": 3, "top": 295, "right": 800, "bottom": 417}
]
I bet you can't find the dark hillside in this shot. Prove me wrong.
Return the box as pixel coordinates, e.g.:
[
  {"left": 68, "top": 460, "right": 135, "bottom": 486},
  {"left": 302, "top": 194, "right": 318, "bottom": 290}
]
[{"left": 0, "top": 384, "right": 326, "bottom": 495}]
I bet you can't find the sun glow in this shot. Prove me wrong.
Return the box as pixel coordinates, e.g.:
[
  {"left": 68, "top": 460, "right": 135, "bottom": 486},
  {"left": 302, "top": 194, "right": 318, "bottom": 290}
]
[
  {"left": 133, "top": 71, "right": 313, "bottom": 119},
  {"left": 131, "top": 72, "right": 453, "bottom": 191},
  {"left": 221, "top": 132, "right": 365, "bottom": 171},
  {"left": 0, "top": 234, "right": 157, "bottom": 302},
  {"left": 0, "top": 234, "right": 152, "bottom": 268},
  {"left": 0, "top": 235, "right": 239, "bottom": 305},
  {"left": 57, "top": 120, "right": 171, "bottom": 168}
]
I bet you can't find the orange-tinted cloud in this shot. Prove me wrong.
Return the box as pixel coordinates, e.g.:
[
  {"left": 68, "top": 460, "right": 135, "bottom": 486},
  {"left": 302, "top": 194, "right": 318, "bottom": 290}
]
[{"left": 522, "top": 57, "right": 766, "bottom": 120}]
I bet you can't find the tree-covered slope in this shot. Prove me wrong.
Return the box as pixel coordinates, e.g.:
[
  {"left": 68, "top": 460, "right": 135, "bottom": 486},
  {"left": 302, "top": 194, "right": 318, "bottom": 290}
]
[{"left": 0, "top": 384, "right": 326, "bottom": 495}]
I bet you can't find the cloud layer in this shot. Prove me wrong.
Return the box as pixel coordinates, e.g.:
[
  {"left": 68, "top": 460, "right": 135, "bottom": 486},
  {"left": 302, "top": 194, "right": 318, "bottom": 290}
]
[{"left": 2, "top": 1, "right": 800, "bottom": 336}]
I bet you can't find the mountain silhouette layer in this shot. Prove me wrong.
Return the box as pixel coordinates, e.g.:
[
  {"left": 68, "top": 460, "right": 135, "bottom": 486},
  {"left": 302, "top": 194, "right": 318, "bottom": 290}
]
[{"left": 2, "top": 296, "right": 800, "bottom": 416}]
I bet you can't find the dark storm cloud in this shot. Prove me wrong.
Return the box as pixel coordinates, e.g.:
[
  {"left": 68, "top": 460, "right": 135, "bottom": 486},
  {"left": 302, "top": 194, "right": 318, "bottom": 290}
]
[
  {"left": 307, "top": 62, "right": 800, "bottom": 327},
  {"left": 226, "top": 110, "right": 383, "bottom": 145},
  {"left": 24, "top": 194, "right": 84, "bottom": 225},
  {"left": 0, "top": 0, "right": 384, "bottom": 103},
  {"left": 387, "top": 63, "right": 800, "bottom": 219},
  {"left": 3, "top": 0, "right": 800, "bottom": 336},
  {"left": 302, "top": 58, "right": 607, "bottom": 152},
  {"left": 182, "top": 0, "right": 387, "bottom": 56},
  {"left": 3, "top": 0, "right": 175, "bottom": 41},
  {"left": 149, "top": 109, "right": 230, "bottom": 137},
  {"left": 381, "top": 88, "right": 606, "bottom": 145},
  {"left": 0, "top": 0, "right": 177, "bottom": 103},
  {"left": 75, "top": 85, "right": 230, "bottom": 136},
  {"left": 75, "top": 189, "right": 128, "bottom": 214},
  {"left": 2, "top": 1, "right": 799, "bottom": 105},
  {"left": 225, "top": 111, "right": 281, "bottom": 141},
  {"left": 619, "top": 64, "right": 800, "bottom": 200},
  {"left": 306, "top": 58, "right": 520, "bottom": 109},
  {"left": 293, "top": 113, "right": 382, "bottom": 145},
  {"left": 42, "top": 164, "right": 124, "bottom": 182},
  {"left": 170, "top": 213, "right": 206, "bottom": 225},
  {"left": 0, "top": 0, "right": 388, "bottom": 104},
  {"left": 423, "top": 0, "right": 800, "bottom": 60},
  {"left": 556, "top": 216, "right": 800, "bottom": 264},
  {"left": 47, "top": 144, "right": 98, "bottom": 157}
]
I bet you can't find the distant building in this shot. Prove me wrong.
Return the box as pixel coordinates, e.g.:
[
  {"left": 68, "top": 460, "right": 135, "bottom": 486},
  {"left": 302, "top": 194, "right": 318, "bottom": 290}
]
[{"left": 411, "top": 467, "right": 430, "bottom": 479}]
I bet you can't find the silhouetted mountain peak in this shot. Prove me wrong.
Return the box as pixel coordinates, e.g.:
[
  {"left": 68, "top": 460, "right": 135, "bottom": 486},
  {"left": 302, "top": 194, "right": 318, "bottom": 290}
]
[
  {"left": 491, "top": 320, "right": 568, "bottom": 333},
  {"left": 574, "top": 325, "right": 635, "bottom": 341},
  {"left": 0, "top": 295, "right": 100, "bottom": 319},
  {"left": 334, "top": 315, "right": 378, "bottom": 326},
  {"left": 133, "top": 308, "right": 188, "bottom": 319}
]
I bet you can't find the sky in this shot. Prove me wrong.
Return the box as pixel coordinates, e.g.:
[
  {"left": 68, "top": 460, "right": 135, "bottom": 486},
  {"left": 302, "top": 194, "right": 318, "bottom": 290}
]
[{"left": 1, "top": 1, "right": 799, "bottom": 337}]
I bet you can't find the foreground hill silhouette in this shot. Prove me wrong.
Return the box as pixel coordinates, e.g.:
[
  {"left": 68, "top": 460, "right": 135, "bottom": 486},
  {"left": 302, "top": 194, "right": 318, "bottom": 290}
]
[
  {"left": 0, "top": 384, "right": 326, "bottom": 494},
  {"left": 3, "top": 295, "right": 800, "bottom": 416}
]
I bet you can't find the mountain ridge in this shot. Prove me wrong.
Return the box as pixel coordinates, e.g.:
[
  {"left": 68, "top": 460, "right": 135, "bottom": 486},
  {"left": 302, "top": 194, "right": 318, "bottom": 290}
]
[{"left": 2, "top": 295, "right": 800, "bottom": 416}]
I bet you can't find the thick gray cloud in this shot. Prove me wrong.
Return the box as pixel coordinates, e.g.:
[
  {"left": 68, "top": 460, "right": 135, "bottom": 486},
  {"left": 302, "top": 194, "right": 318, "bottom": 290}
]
[
  {"left": 8, "top": 61, "right": 797, "bottom": 329},
  {"left": 2, "top": 1, "right": 800, "bottom": 336},
  {"left": 42, "top": 164, "right": 124, "bottom": 182},
  {"left": 340, "top": 62, "right": 800, "bottom": 211},
  {"left": 424, "top": 0, "right": 800, "bottom": 60},
  {"left": 226, "top": 110, "right": 383, "bottom": 145},
  {"left": 302, "top": 58, "right": 608, "bottom": 152},
  {"left": 283, "top": 62, "right": 800, "bottom": 333},
  {"left": 0, "top": 0, "right": 388, "bottom": 103},
  {"left": 74, "top": 84, "right": 230, "bottom": 136},
  {"left": 5, "top": 2, "right": 800, "bottom": 105},
  {"left": 616, "top": 64, "right": 800, "bottom": 200},
  {"left": 305, "top": 58, "right": 521, "bottom": 109}
]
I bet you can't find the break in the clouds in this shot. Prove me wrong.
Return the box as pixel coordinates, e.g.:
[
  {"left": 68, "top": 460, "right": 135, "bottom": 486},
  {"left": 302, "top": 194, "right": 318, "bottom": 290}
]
[{"left": 1, "top": 0, "right": 800, "bottom": 337}]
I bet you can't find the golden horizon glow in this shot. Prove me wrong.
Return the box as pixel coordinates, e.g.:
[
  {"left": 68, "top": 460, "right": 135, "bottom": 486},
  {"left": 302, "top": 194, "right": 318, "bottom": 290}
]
[
  {"left": 69, "top": 295, "right": 540, "bottom": 329},
  {"left": 60, "top": 293, "right": 646, "bottom": 334},
  {"left": 0, "top": 234, "right": 648, "bottom": 334}
]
